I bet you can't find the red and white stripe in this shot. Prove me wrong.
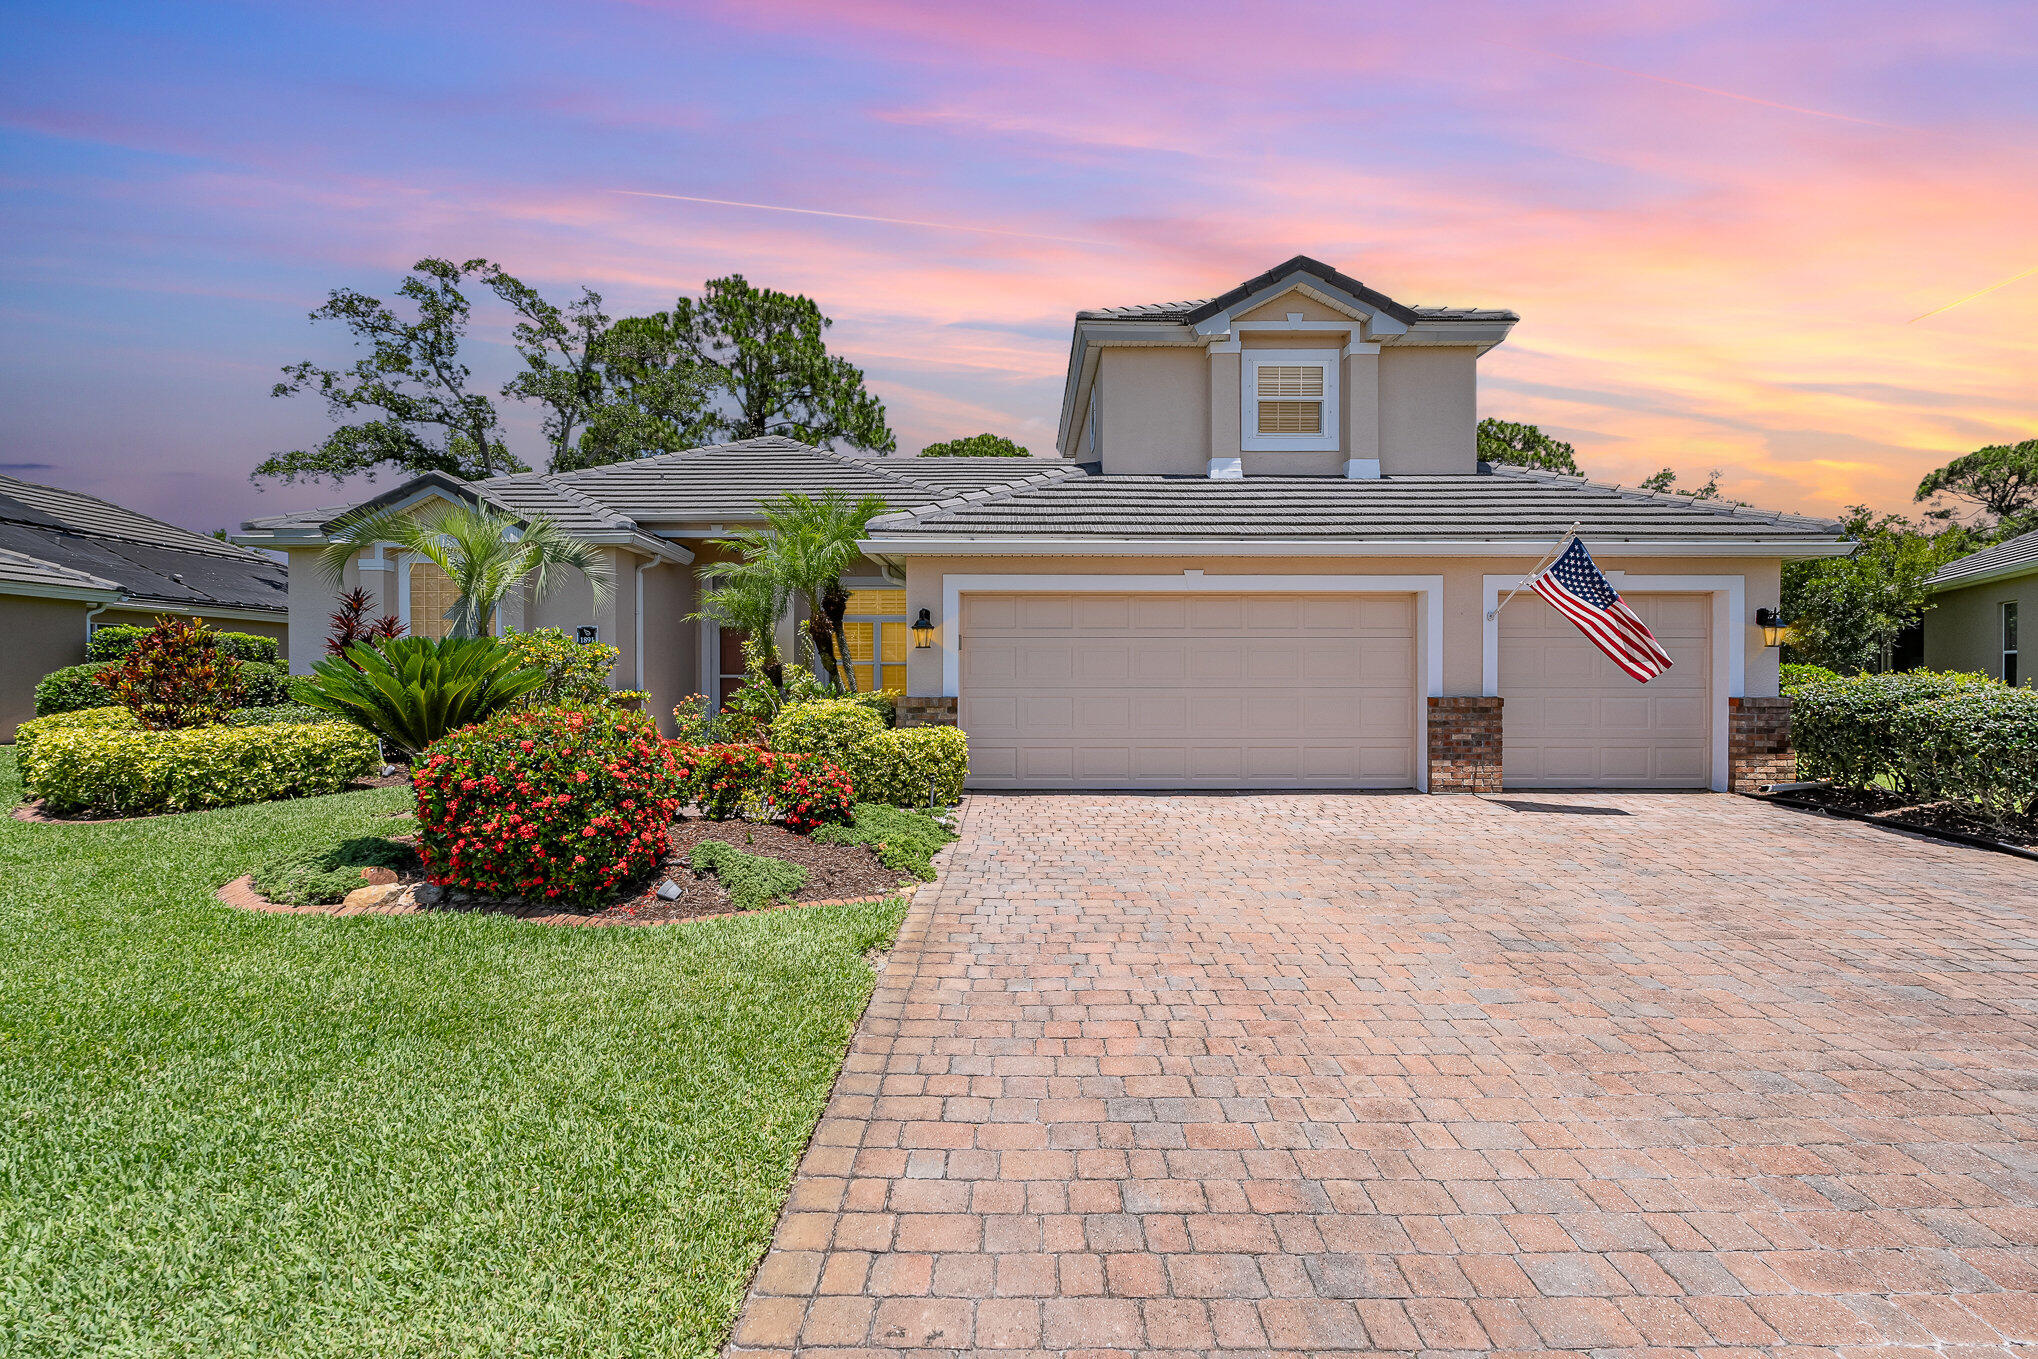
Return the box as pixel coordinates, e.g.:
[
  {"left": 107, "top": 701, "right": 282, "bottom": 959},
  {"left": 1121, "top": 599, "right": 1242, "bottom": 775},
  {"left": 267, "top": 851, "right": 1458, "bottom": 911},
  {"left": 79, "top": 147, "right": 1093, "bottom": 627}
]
[{"left": 1531, "top": 574, "right": 1673, "bottom": 681}]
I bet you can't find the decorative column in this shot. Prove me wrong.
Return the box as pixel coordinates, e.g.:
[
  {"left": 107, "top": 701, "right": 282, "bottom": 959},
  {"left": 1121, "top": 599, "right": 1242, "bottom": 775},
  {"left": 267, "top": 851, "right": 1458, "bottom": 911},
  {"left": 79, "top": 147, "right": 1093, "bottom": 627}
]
[
  {"left": 1427, "top": 696, "right": 1503, "bottom": 793},
  {"left": 1728, "top": 697, "right": 1794, "bottom": 791}
]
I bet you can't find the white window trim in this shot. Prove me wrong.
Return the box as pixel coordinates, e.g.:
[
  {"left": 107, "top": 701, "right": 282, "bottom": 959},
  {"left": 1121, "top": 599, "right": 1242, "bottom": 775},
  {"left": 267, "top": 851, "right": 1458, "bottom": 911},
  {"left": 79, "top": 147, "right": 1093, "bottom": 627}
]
[
  {"left": 1482, "top": 572, "right": 1743, "bottom": 793},
  {"left": 1241, "top": 348, "right": 1339, "bottom": 452},
  {"left": 939, "top": 572, "right": 1443, "bottom": 792}
]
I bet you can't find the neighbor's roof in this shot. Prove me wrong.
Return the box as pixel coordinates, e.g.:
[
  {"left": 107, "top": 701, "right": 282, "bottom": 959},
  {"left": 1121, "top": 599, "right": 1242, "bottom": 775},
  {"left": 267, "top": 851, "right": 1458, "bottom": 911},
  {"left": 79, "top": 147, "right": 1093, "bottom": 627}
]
[
  {"left": 240, "top": 438, "right": 1063, "bottom": 539},
  {"left": 0, "top": 473, "right": 287, "bottom": 612},
  {"left": 864, "top": 464, "right": 1846, "bottom": 551},
  {"left": 1078, "top": 255, "right": 1518, "bottom": 325},
  {"left": 1924, "top": 527, "right": 2038, "bottom": 591},
  {"left": 0, "top": 546, "right": 121, "bottom": 599}
]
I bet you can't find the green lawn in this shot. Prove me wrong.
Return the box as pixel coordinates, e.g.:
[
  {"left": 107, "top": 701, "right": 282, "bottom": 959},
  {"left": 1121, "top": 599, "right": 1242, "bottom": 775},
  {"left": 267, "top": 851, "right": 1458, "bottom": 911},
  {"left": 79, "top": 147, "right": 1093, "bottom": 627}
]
[{"left": 0, "top": 748, "right": 903, "bottom": 1357}]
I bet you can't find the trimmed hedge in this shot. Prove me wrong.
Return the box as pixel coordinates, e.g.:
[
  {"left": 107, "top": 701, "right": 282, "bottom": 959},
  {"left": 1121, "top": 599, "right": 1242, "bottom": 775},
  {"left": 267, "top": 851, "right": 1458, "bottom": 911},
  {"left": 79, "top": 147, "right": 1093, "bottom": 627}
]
[
  {"left": 14, "top": 706, "right": 138, "bottom": 764},
  {"left": 689, "top": 840, "right": 809, "bottom": 911},
  {"left": 846, "top": 726, "right": 968, "bottom": 808},
  {"left": 1792, "top": 670, "right": 1992, "bottom": 792},
  {"left": 33, "top": 658, "right": 292, "bottom": 717},
  {"left": 19, "top": 717, "right": 379, "bottom": 815},
  {"left": 773, "top": 699, "right": 885, "bottom": 769},
  {"left": 226, "top": 703, "right": 330, "bottom": 727},
  {"left": 1780, "top": 663, "right": 1841, "bottom": 692},
  {"left": 33, "top": 663, "right": 113, "bottom": 717},
  {"left": 88, "top": 624, "right": 278, "bottom": 664}
]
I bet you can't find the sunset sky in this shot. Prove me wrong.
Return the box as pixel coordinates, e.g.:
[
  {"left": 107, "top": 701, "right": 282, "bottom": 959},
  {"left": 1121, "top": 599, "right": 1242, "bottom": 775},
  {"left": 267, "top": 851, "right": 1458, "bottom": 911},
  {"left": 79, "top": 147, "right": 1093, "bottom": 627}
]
[{"left": 4, "top": 1, "right": 2034, "bottom": 536}]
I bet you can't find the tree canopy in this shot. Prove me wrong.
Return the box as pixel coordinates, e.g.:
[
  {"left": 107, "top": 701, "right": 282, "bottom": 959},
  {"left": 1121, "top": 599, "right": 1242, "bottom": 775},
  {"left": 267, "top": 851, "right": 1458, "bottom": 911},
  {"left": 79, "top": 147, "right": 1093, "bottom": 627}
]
[
  {"left": 1476, "top": 419, "right": 1579, "bottom": 473},
  {"left": 1914, "top": 438, "right": 2038, "bottom": 534},
  {"left": 1781, "top": 507, "right": 1976, "bottom": 673},
  {"left": 920, "top": 433, "right": 1030, "bottom": 458},
  {"left": 257, "top": 257, "right": 524, "bottom": 484}
]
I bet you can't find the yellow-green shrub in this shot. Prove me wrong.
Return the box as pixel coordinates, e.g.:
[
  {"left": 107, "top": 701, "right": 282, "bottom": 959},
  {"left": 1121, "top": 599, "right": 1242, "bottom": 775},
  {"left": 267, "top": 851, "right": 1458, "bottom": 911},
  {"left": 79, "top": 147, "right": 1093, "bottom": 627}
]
[
  {"left": 21, "top": 720, "right": 379, "bottom": 815},
  {"left": 13, "top": 706, "right": 138, "bottom": 764},
  {"left": 846, "top": 726, "right": 968, "bottom": 808},
  {"left": 772, "top": 698, "right": 886, "bottom": 768}
]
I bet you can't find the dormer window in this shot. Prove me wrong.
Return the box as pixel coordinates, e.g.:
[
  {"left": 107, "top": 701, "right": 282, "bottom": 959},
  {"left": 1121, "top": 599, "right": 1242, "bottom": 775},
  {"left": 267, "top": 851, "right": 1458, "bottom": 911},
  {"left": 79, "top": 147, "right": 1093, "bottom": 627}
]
[{"left": 1242, "top": 349, "right": 1338, "bottom": 451}]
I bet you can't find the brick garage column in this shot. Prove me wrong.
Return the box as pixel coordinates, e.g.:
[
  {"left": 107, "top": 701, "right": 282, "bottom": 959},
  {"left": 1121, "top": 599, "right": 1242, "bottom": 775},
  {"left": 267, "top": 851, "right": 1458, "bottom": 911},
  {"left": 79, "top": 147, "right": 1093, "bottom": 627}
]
[
  {"left": 897, "top": 696, "right": 958, "bottom": 728},
  {"left": 1728, "top": 696, "right": 1794, "bottom": 791},
  {"left": 1427, "top": 696, "right": 1502, "bottom": 793}
]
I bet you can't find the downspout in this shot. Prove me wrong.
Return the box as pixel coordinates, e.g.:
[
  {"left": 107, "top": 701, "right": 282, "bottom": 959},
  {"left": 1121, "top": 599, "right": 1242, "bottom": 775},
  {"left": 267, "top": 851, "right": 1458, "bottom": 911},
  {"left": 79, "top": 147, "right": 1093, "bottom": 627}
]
[
  {"left": 635, "top": 560, "right": 656, "bottom": 692},
  {"left": 83, "top": 593, "right": 128, "bottom": 646}
]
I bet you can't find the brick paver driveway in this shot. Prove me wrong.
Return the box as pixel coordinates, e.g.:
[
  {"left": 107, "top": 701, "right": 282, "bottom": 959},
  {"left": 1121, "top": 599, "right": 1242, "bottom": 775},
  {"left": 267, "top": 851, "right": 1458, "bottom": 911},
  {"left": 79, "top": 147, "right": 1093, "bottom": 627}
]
[{"left": 730, "top": 793, "right": 2038, "bottom": 1357}]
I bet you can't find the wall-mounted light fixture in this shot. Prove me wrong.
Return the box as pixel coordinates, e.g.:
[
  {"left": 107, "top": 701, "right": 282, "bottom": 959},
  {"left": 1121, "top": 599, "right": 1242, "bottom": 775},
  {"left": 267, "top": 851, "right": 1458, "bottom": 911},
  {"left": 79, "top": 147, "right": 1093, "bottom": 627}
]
[
  {"left": 1755, "top": 607, "right": 1785, "bottom": 649},
  {"left": 911, "top": 608, "right": 935, "bottom": 649}
]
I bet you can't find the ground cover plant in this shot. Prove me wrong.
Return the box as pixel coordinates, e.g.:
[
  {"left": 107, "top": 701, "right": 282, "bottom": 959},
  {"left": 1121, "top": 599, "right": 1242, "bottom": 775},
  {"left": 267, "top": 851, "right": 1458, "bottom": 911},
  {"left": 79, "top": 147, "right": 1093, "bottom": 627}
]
[
  {"left": 251, "top": 833, "right": 419, "bottom": 906},
  {"left": 812, "top": 801, "right": 958, "bottom": 879},
  {"left": 689, "top": 838, "right": 810, "bottom": 911},
  {"left": 0, "top": 747, "right": 904, "bottom": 1356}
]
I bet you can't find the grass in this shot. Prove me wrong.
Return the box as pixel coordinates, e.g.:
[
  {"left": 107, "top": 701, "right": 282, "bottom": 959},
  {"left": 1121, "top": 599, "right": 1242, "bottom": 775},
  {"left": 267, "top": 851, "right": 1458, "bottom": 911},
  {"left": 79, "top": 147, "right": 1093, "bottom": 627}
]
[
  {"left": 0, "top": 747, "right": 904, "bottom": 1357},
  {"left": 812, "top": 802, "right": 959, "bottom": 880},
  {"left": 688, "top": 840, "right": 809, "bottom": 912}
]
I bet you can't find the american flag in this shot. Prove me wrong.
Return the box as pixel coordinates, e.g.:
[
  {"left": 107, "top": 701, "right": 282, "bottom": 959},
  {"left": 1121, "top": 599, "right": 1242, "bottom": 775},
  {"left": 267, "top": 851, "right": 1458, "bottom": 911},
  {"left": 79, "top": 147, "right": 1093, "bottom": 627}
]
[{"left": 1530, "top": 538, "right": 1675, "bottom": 682}]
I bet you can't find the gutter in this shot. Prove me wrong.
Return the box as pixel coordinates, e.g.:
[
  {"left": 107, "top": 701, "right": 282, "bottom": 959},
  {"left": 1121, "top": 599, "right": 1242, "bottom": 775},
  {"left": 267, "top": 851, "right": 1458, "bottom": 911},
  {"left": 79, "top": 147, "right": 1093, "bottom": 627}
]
[{"left": 1924, "top": 562, "right": 2038, "bottom": 593}]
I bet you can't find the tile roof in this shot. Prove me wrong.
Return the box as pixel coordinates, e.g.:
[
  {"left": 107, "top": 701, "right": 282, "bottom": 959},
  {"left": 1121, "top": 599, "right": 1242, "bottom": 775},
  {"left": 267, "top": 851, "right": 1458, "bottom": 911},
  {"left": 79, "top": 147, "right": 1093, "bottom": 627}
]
[
  {"left": 860, "top": 457, "right": 1065, "bottom": 490},
  {"left": 1925, "top": 527, "right": 2038, "bottom": 590},
  {"left": 0, "top": 474, "right": 288, "bottom": 612},
  {"left": 0, "top": 546, "right": 120, "bottom": 596},
  {"left": 1076, "top": 256, "right": 1518, "bottom": 325},
  {"left": 865, "top": 465, "right": 1845, "bottom": 545}
]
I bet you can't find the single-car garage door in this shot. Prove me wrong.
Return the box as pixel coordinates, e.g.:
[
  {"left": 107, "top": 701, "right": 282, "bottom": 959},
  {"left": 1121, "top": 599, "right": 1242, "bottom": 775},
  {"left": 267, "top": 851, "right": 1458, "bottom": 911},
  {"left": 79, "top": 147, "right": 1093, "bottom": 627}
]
[
  {"left": 1500, "top": 592, "right": 1712, "bottom": 788},
  {"left": 960, "top": 591, "right": 1416, "bottom": 789}
]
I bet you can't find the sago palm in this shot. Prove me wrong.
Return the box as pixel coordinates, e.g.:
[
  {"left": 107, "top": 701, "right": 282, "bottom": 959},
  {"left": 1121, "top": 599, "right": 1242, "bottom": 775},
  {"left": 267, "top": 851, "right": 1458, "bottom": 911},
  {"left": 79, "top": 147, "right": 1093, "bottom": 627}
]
[{"left": 318, "top": 500, "right": 613, "bottom": 639}]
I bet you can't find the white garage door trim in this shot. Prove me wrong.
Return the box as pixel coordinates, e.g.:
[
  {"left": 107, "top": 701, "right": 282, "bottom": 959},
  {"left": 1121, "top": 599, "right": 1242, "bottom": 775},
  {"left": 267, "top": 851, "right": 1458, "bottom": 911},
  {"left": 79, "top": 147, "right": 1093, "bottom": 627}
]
[
  {"left": 941, "top": 573, "right": 1443, "bottom": 791},
  {"left": 1482, "top": 573, "right": 1742, "bottom": 792}
]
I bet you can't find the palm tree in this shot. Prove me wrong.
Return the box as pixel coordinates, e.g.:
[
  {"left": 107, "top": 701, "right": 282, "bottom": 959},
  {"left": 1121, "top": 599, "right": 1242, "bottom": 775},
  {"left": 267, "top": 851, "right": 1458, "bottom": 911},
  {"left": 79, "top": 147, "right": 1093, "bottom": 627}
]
[
  {"left": 318, "top": 500, "right": 613, "bottom": 640},
  {"left": 709, "top": 490, "right": 888, "bottom": 692},
  {"left": 692, "top": 552, "right": 791, "bottom": 688}
]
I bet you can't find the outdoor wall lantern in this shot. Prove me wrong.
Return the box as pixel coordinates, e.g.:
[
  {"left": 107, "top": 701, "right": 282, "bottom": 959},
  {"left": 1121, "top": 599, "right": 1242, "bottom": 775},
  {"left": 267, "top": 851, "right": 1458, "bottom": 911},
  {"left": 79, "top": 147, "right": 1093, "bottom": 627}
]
[
  {"left": 911, "top": 608, "right": 936, "bottom": 649},
  {"left": 1755, "top": 607, "right": 1785, "bottom": 649}
]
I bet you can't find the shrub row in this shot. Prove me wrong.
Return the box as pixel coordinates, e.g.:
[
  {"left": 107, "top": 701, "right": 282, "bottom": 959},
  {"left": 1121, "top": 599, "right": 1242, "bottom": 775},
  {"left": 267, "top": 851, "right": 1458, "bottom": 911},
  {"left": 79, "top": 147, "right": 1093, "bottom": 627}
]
[
  {"left": 18, "top": 708, "right": 378, "bottom": 815},
  {"left": 770, "top": 699, "right": 968, "bottom": 807},
  {"left": 88, "top": 625, "right": 278, "bottom": 664},
  {"left": 35, "top": 659, "right": 294, "bottom": 717},
  {"left": 684, "top": 744, "right": 855, "bottom": 832},
  {"left": 1793, "top": 670, "right": 2038, "bottom": 828}
]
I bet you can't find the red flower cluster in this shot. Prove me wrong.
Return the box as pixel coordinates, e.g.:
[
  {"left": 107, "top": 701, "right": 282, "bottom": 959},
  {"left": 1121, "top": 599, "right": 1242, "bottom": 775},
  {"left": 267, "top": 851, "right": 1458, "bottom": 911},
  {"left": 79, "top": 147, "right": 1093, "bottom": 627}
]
[
  {"left": 413, "top": 706, "right": 688, "bottom": 906},
  {"left": 680, "top": 743, "right": 853, "bottom": 833}
]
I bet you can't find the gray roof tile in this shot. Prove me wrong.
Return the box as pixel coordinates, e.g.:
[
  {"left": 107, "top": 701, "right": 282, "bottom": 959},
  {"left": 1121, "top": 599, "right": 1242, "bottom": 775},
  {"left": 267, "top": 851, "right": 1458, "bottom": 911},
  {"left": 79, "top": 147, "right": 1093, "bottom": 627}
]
[
  {"left": 1076, "top": 256, "right": 1517, "bottom": 325},
  {"left": 1925, "top": 527, "right": 2038, "bottom": 589},
  {"left": 0, "top": 546, "right": 120, "bottom": 596},
  {"left": 866, "top": 465, "right": 1843, "bottom": 544}
]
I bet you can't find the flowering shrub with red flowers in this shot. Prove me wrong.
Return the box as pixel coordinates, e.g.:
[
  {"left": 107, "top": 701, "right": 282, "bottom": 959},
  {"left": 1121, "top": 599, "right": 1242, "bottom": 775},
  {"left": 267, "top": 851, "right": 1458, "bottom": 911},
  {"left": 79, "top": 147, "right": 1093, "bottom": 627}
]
[
  {"left": 680, "top": 743, "right": 854, "bottom": 833},
  {"left": 413, "top": 706, "right": 689, "bottom": 906}
]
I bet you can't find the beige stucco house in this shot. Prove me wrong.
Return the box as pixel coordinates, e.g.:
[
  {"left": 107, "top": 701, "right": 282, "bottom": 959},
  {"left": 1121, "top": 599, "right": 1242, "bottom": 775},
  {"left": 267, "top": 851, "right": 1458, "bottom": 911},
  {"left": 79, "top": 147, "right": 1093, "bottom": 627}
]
[
  {"left": 239, "top": 256, "right": 1850, "bottom": 792},
  {"left": 1921, "top": 528, "right": 2034, "bottom": 685},
  {"left": 2, "top": 474, "right": 289, "bottom": 741}
]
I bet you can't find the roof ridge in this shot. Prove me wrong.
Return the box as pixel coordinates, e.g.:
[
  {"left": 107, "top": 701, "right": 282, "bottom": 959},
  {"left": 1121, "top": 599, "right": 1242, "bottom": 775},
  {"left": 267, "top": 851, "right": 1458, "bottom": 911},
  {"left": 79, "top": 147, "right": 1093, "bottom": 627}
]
[
  {"left": 800, "top": 441, "right": 952, "bottom": 498},
  {"left": 867, "top": 464, "right": 1089, "bottom": 529}
]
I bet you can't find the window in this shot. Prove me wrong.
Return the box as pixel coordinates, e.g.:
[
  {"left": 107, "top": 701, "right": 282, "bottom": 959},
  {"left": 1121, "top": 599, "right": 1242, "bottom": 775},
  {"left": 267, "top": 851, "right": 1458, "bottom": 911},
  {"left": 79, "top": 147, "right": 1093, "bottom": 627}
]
[
  {"left": 408, "top": 561, "right": 461, "bottom": 640},
  {"left": 839, "top": 587, "right": 908, "bottom": 693},
  {"left": 2005, "top": 601, "right": 2020, "bottom": 687},
  {"left": 1241, "top": 349, "right": 1338, "bottom": 451}
]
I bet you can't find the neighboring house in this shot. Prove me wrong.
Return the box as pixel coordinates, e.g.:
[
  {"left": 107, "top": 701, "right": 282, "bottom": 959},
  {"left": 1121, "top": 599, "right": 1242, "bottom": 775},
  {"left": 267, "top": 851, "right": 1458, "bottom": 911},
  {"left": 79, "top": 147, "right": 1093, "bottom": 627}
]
[
  {"left": 1921, "top": 528, "right": 2036, "bottom": 685},
  {"left": 1, "top": 474, "right": 289, "bottom": 741},
  {"left": 242, "top": 255, "right": 1851, "bottom": 792}
]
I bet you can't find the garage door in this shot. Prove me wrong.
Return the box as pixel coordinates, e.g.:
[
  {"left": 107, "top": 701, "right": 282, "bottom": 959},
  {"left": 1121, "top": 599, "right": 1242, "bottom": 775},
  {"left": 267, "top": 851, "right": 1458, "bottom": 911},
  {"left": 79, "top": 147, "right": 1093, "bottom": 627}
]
[
  {"left": 1500, "top": 592, "right": 1712, "bottom": 788},
  {"left": 960, "top": 591, "right": 1416, "bottom": 789}
]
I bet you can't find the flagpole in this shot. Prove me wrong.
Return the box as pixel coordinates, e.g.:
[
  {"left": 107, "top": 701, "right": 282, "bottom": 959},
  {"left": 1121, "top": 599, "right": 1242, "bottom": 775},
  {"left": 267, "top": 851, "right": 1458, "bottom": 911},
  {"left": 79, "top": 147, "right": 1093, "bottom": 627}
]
[{"left": 1484, "top": 522, "right": 1582, "bottom": 621}]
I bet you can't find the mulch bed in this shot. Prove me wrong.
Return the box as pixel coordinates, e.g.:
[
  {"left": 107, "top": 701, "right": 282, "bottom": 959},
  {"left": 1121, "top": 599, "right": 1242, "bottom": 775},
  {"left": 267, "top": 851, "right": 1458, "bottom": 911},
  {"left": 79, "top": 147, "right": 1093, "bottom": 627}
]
[
  {"left": 1762, "top": 785, "right": 2038, "bottom": 854},
  {"left": 219, "top": 814, "right": 919, "bottom": 927}
]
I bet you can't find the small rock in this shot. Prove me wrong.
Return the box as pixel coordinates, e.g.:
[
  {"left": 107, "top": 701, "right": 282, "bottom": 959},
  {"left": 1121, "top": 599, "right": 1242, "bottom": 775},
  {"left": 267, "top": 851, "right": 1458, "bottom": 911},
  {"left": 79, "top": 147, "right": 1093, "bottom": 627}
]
[
  {"left": 359, "top": 866, "right": 399, "bottom": 886},
  {"left": 413, "top": 883, "right": 444, "bottom": 906},
  {"left": 341, "top": 883, "right": 402, "bottom": 911},
  {"left": 655, "top": 878, "right": 682, "bottom": 901}
]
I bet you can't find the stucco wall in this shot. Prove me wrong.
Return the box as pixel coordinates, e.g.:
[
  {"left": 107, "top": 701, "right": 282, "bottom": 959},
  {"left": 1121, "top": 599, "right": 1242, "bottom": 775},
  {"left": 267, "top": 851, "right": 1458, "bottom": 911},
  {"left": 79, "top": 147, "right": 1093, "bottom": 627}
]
[
  {"left": 1923, "top": 574, "right": 2035, "bottom": 683},
  {"left": 902, "top": 553, "right": 1784, "bottom": 701},
  {"left": 1097, "top": 347, "right": 1208, "bottom": 475},
  {"left": 1, "top": 596, "right": 91, "bottom": 742},
  {"left": 1378, "top": 348, "right": 1478, "bottom": 474}
]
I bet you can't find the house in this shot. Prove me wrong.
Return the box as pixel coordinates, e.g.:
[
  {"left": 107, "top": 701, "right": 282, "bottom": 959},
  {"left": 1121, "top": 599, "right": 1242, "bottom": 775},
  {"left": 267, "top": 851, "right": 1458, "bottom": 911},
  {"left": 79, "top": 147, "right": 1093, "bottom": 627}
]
[
  {"left": 240, "top": 256, "right": 1851, "bottom": 792},
  {"left": 1, "top": 474, "right": 289, "bottom": 741},
  {"left": 1921, "top": 527, "right": 2035, "bottom": 685}
]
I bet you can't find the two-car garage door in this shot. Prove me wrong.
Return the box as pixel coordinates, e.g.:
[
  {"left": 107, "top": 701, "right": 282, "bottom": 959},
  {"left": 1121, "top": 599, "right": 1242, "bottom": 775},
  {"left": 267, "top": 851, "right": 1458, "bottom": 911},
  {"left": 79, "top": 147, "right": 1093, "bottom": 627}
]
[{"left": 961, "top": 592, "right": 1416, "bottom": 789}]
